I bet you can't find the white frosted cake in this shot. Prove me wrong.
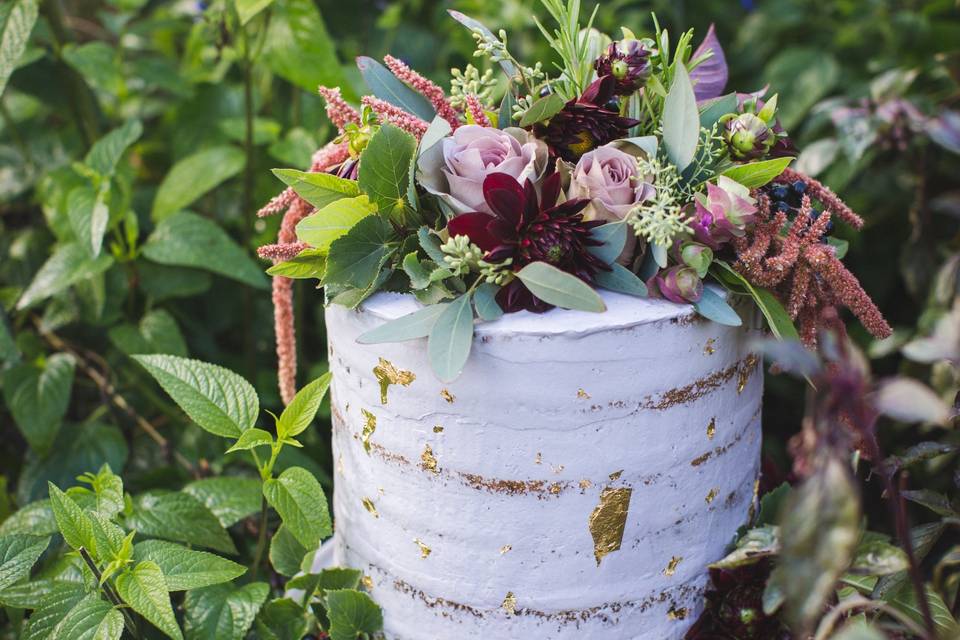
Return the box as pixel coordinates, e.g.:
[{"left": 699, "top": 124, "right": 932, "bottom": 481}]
[{"left": 318, "top": 289, "right": 763, "bottom": 639}]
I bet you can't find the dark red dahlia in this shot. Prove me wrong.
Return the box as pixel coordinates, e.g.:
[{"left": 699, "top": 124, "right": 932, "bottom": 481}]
[
  {"left": 447, "top": 172, "right": 609, "bottom": 313},
  {"left": 594, "top": 40, "right": 651, "bottom": 95},
  {"left": 533, "top": 75, "right": 639, "bottom": 162}
]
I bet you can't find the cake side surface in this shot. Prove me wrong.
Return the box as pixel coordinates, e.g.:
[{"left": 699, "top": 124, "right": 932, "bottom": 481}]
[{"left": 325, "top": 290, "right": 763, "bottom": 639}]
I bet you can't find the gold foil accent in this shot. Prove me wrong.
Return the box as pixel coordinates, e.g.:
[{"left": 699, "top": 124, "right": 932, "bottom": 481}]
[
  {"left": 362, "top": 497, "right": 378, "bottom": 518},
  {"left": 738, "top": 354, "right": 759, "bottom": 393},
  {"left": 551, "top": 464, "right": 565, "bottom": 474},
  {"left": 705, "top": 487, "right": 719, "bottom": 504},
  {"left": 588, "top": 487, "right": 633, "bottom": 566},
  {"left": 664, "top": 556, "right": 682, "bottom": 576},
  {"left": 579, "top": 479, "right": 593, "bottom": 490},
  {"left": 577, "top": 388, "right": 591, "bottom": 399},
  {"left": 707, "top": 417, "right": 716, "bottom": 440},
  {"left": 703, "top": 338, "right": 716, "bottom": 355},
  {"left": 502, "top": 591, "right": 517, "bottom": 615},
  {"left": 608, "top": 470, "right": 623, "bottom": 481},
  {"left": 500, "top": 544, "right": 512, "bottom": 555},
  {"left": 420, "top": 444, "right": 439, "bottom": 474},
  {"left": 433, "top": 425, "right": 444, "bottom": 433},
  {"left": 414, "top": 538, "right": 431, "bottom": 559},
  {"left": 690, "top": 452, "right": 712, "bottom": 467},
  {"left": 361, "top": 575, "right": 374, "bottom": 591},
  {"left": 668, "top": 606, "right": 688, "bottom": 620},
  {"left": 440, "top": 388, "right": 455, "bottom": 403},
  {"left": 360, "top": 409, "right": 377, "bottom": 453},
  {"left": 534, "top": 452, "right": 542, "bottom": 464},
  {"left": 548, "top": 483, "right": 562, "bottom": 495},
  {"left": 373, "top": 358, "right": 415, "bottom": 404}
]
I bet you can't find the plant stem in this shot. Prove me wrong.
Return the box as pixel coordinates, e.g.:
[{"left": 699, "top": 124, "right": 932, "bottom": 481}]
[
  {"left": 79, "top": 548, "right": 142, "bottom": 639},
  {"left": 241, "top": 26, "right": 257, "bottom": 381},
  {"left": 250, "top": 496, "right": 270, "bottom": 580}
]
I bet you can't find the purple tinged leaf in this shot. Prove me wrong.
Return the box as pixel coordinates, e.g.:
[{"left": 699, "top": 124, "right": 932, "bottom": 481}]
[
  {"left": 927, "top": 110, "right": 960, "bottom": 155},
  {"left": 689, "top": 24, "right": 728, "bottom": 101}
]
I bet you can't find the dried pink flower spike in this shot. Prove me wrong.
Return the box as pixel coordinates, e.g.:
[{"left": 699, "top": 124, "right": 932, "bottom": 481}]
[
  {"left": 257, "top": 187, "right": 297, "bottom": 218},
  {"left": 318, "top": 86, "right": 361, "bottom": 132},
  {"left": 361, "top": 96, "right": 430, "bottom": 138},
  {"left": 383, "top": 55, "right": 462, "bottom": 129},
  {"left": 272, "top": 276, "right": 297, "bottom": 405},
  {"left": 465, "top": 94, "right": 492, "bottom": 128},
  {"left": 257, "top": 241, "right": 309, "bottom": 262}
]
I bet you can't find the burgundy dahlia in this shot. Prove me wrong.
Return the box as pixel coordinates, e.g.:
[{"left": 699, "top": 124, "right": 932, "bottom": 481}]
[
  {"left": 447, "top": 172, "right": 609, "bottom": 313},
  {"left": 594, "top": 40, "right": 651, "bottom": 95},
  {"left": 533, "top": 75, "right": 639, "bottom": 162}
]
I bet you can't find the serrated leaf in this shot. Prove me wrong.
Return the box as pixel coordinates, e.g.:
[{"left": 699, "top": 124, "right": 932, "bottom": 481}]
[
  {"left": 586, "top": 221, "right": 627, "bottom": 265},
  {"left": 225, "top": 428, "right": 274, "bottom": 454},
  {"left": 16, "top": 243, "right": 114, "bottom": 310},
  {"left": 0, "top": 500, "right": 55, "bottom": 537},
  {"left": 850, "top": 540, "right": 909, "bottom": 576},
  {"left": 268, "top": 524, "right": 308, "bottom": 577},
  {"left": 323, "top": 215, "right": 396, "bottom": 290},
  {"left": 86, "top": 464, "right": 124, "bottom": 519},
  {"left": 428, "top": 293, "right": 474, "bottom": 382},
  {"left": 473, "top": 283, "right": 503, "bottom": 321},
  {"left": 518, "top": 92, "right": 565, "bottom": 127},
  {"left": 295, "top": 196, "right": 376, "bottom": 250},
  {"left": 116, "top": 561, "right": 183, "bottom": 640},
  {"left": 356, "top": 303, "right": 448, "bottom": 344},
  {"left": 278, "top": 373, "right": 332, "bottom": 439},
  {"left": 142, "top": 211, "right": 268, "bottom": 289},
  {"left": 0, "top": 578, "right": 76, "bottom": 609},
  {"left": 593, "top": 263, "right": 648, "bottom": 297},
  {"left": 254, "top": 597, "right": 312, "bottom": 640},
  {"left": 236, "top": 0, "right": 274, "bottom": 24},
  {"left": 326, "top": 589, "right": 384, "bottom": 640},
  {"left": 48, "top": 483, "right": 96, "bottom": 554},
  {"left": 134, "top": 540, "right": 246, "bottom": 591},
  {"left": 109, "top": 309, "right": 188, "bottom": 358},
  {"left": 21, "top": 581, "right": 87, "bottom": 640},
  {"left": 356, "top": 56, "right": 435, "bottom": 121},
  {"left": 272, "top": 169, "right": 360, "bottom": 210},
  {"left": 515, "top": 262, "right": 606, "bottom": 312},
  {"left": 889, "top": 583, "right": 960, "bottom": 637},
  {"left": 85, "top": 119, "right": 143, "bottom": 178},
  {"left": 182, "top": 476, "right": 262, "bottom": 529},
  {"left": 3, "top": 352, "right": 75, "bottom": 455},
  {"left": 262, "top": 467, "right": 331, "bottom": 548},
  {"left": 266, "top": 248, "right": 327, "bottom": 280},
  {"left": 0, "top": 534, "right": 50, "bottom": 591},
  {"left": 184, "top": 582, "right": 269, "bottom": 640},
  {"left": 151, "top": 146, "right": 245, "bottom": 221},
  {"left": 358, "top": 124, "right": 417, "bottom": 221},
  {"left": 662, "top": 63, "right": 699, "bottom": 171},
  {"left": 722, "top": 157, "right": 794, "bottom": 189},
  {"left": 417, "top": 226, "right": 447, "bottom": 264},
  {"left": 50, "top": 594, "right": 123, "bottom": 640},
  {"left": 133, "top": 354, "right": 259, "bottom": 439},
  {"left": 693, "top": 286, "right": 742, "bottom": 326},
  {"left": 128, "top": 492, "right": 236, "bottom": 554},
  {"left": 264, "top": 0, "right": 348, "bottom": 96},
  {"left": 67, "top": 184, "right": 110, "bottom": 257},
  {"left": 0, "top": 0, "right": 39, "bottom": 97}
]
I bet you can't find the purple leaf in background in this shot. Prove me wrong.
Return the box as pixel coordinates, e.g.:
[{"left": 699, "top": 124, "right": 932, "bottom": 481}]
[
  {"left": 690, "top": 24, "right": 728, "bottom": 101},
  {"left": 927, "top": 110, "right": 960, "bottom": 155}
]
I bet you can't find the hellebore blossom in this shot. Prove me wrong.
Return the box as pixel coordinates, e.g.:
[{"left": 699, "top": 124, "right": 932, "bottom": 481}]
[
  {"left": 649, "top": 265, "right": 704, "bottom": 304},
  {"left": 690, "top": 176, "right": 758, "bottom": 248}
]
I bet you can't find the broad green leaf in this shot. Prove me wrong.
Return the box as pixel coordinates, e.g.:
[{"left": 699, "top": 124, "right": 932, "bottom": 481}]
[
  {"left": 0, "top": 500, "right": 55, "bottom": 537},
  {"left": 133, "top": 354, "right": 259, "bottom": 439},
  {"left": 693, "top": 287, "right": 743, "bottom": 326},
  {"left": 21, "top": 581, "right": 88, "bottom": 640},
  {"left": 51, "top": 594, "right": 123, "bottom": 640},
  {"left": 0, "top": 308, "right": 18, "bottom": 363},
  {"left": 417, "top": 226, "right": 447, "bottom": 264},
  {"left": 277, "top": 373, "right": 332, "bottom": 439},
  {"left": 402, "top": 252, "right": 431, "bottom": 289},
  {"left": 262, "top": 467, "right": 331, "bottom": 548},
  {"left": 0, "top": 534, "right": 49, "bottom": 591},
  {"left": 711, "top": 261, "right": 799, "bottom": 340},
  {"left": 268, "top": 524, "right": 308, "bottom": 577},
  {"left": 48, "top": 483, "right": 96, "bottom": 554},
  {"left": 593, "top": 263, "right": 648, "bottom": 298},
  {"left": 108, "top": 309, "right": 188, "bottom": 358},
  {"left": 134, "top": 540, "right": 246, "bottom": 591},
  {"left": 266, "top": 248, "right": 327, "bottom": 280},
  {"left": 128, "top": 492, "right": 236, "bottom": 554},
  {"left": 515, "top": 262, "right": 606, "bottom": 312},
  {"left": 889, "top": 583, "right": 960, "bottom": 637},
  {"left": 142, "top": 211, "right": 268, "bottom": 289},
  {"left": 419, "top": 116, "right": 452, "bottom": 156},
  {"left": 0, "top": 578, "right": 77, "bottom": 609},
  {"left": 3, "top": 353, "right": 75, "bottom": 455},
  {"left": 586, "top": 221, "right": 627, "bottom": 265},
  {"left": 722, "top": 157, "right": 793, "bottom": 189},
  {"left": 84, "top": 464, "right": 124, "bottom": 518},
  {"left": 269, "top": 127, "right": 318, "bottom": 167},
  {"left": 67, "top": 185, "right": 110, "bottom": 257},
  {"left": 116, "top": 561, "right": 183, "bottom": 640},
  {"left": 662, "top": 63, "right": 699, "bottom": 171},
  {"left": 183, "top": 477, "right": 262, "bottom": 528},
  {"left": 254, "top": 598, "right": 312, "bottom": 640},
  {"left": 184, "top": 582, "right": 269, "bottom": 640},
  {"left": 16, "top": 243, "right": 114, "bottom": 309},
  {"left": 225, "top": 428, "right": 274, "bottom": 453},
  {"left": 326, "top": 589, "right": 384, "bottom": 640},
  {"left": 428, "top": 293, "right": 475, "bottom": 383},
  {"left": 88, "top": 512, "right": 126, "bottom": 566},
  {"left": 138, "top": 263, "right": 212, "bottom": 301},
  {"left": 264, "top": 0, "right": 349, "bottom": 96},
  {"left": 699, "top": 93, "right": 738, "bottom": 128},
  {"left": 358, "top": 124, "right": 417, "bottom": 221},
  {"left": 151, "top": 147, "right": 245, "bottom": 220},
  {"left": 85, "top": 119, "right": 143, "bottom": 177},
  {"left": 849, "top": 540, "right": 909, "bottom": 576},
  {"left": 272, "top": 169, "right": 360, "bottom": 210},
  {"left": 356, "top": 56, "right": 435, "bottom": 121},
  {"left": 518, "top": 92, "right": 566, "bottom": 127},
  {"left": 323, "top": 215, "right": 396, "bottom": 290},
  {"left": 61, "top": 42, "right": 121, "bottom": 95},
  {"left": 0, "top": 0, "right": 39, "bottom": 97},
  {"left": 237, "top": 0, "right": 275, "bottom": 25},
  {"left": 295, "top": 196, "right": 376, "bottom": 250},
  {"left": 710, "top": 526, "right": 780, "bottom": 570},
  {"left": 473, "top": 283, "right": 503, "bottom": 321},
  {"left": 356, "top": 303, "right": 448, "bottom": 344},
  {"left": 830, "top": 622, "right": 886, "bottom": 640}
]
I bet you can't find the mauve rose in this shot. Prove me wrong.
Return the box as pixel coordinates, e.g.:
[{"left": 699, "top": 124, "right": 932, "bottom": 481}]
[
  {"left": 441, "top": 125, "right": 543, "bottom": 214},
  {"left": 568, "top": 144, "right": 653, "bottom": 222}
]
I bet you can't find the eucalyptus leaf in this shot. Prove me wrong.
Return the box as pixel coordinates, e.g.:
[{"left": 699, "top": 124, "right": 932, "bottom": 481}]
[
  {"left": 518, "top": 92, "right": 566, "bottom": 127},
  {"left": 594, "top": 264, "right": 648, "bottom": 297},
  {"left": 662, "top": 63, "right": 699, "bottom": 171},
  {"left": 587, "top": 221, "right": 627, "bottom": 265},
  {"left": 473, "top": 283, "right": 504, "bottom": 321},
  {"left": 356, "top": 56, "right": 435, "bottom": 121},
  {"left": 515, "top": 262, "right": 606, "bottom": 312},
  {"left": 447, "top": 10, "right": 517, "bottom": 77},
  {"left": 692, "top": 287, "right": 742, "bottom": 326},
  {"left": 357, "top": 303, "right": 448, "bottom": 344},
  {"left": 427, "top": 293, "right": 475, "bottom": 382}
]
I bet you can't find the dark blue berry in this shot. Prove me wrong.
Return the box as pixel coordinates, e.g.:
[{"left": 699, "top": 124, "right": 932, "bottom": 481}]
[
  {"left": 774, "top": 201, "right": 791, "bottom": 213},
  {"left": 604, "top": 98, "right": 620, "bottom": 112},
  {"left": 791, "top": 180, "right": 807, "bottom": 194},
  {"left": 769, "top": 184, "right": 788, "bottom": 201},
  {"left": 539, "top": 85, "right": 552, "bottom": 97}
]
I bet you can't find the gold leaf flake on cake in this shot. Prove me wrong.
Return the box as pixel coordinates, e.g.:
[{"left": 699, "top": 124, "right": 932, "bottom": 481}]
[
  {"left": 663, "top": 556, "right": 682, "bottom": 576},
  {"left": 440, "top": 388, "right": 455, "bottom": 403},
  {"left": 360, "top": 409, "right": 377, "bottom": 453},
  {"left": 579, "top": 479, "right": 593, "bottom": 490},
  {"left": 361, "top": 575, "right": 374, "bottom": 591},
  {"left": 548, "top": 482, "right": 562, "bottom": 495},
  {"left": 705, "top": 487, "right": 719, "bottom": 504},
  {"left": 588, "top": 487, "right": 633, "bottom": 566},
  {"left": 413, "top": 538, "right": 431, "bottom": 559},
  {"left": 361, "top": 497, "right": 378, "bottom": 518},
  {"left": 499, "top": 544, "right": 512, "bottom": 554},
  {"left": 703, "top": 338, "right": 717, "bottom": 355},
  {"left": 707, "top": 417, "right": 716, "bottom": 440},
  {"left": 668, "top": 605, "right": 688, "bottom": 620},
  {"left": 420, "top": 444, "right": 439, "bottom": 474},
  {"left": 608, "top": 470, "right": 623, "bottom": 481},
  {"left": 577, "top": 388, "right": 591, "bottom": 399},
  {"left": 534, "top": 452, "right": 542, "bottom": 464},
  {"left": 502, "top": 591, "right": 517, "bottom": 615},
  {"left": 748, "top": 478, "right": 761, "bottom": 521},
  {"left": 433, "top": 425, "right": 444, "bottom": 433},
  {"left": 738, "top": 354, "right": 759, "bottom": 393},
  {"left": 373, "top": 358, "right": 415, "bottom": 404}
]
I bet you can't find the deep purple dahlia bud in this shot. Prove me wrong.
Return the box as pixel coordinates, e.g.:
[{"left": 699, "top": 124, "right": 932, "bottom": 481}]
[
  {"left": 593, "top": 40, "right": 651, "bottom": 96},
  {"left": 720, "top": 113, "right": 774, "bottom": 160}
]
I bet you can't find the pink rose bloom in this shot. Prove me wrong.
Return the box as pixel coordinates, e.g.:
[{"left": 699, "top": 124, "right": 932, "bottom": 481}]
[
  {"left": 442, "top": 125, "right": 543, "bottom": 213},
  {"left": 568, "top": 145, "right": 653, "bottom": 221}
]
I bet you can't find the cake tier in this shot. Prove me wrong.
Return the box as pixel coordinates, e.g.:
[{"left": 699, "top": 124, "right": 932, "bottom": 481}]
[{"left": 322, "top": 289, "right": 763, "bottom": 639}]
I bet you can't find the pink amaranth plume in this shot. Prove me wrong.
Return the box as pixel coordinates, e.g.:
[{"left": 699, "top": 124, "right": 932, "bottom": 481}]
[
  {"left": 465, "top": 94, "right": 492, "bottom": 128},
  {"left": 383, "top": 55, "right": 462, "bottom": 130},
  {"left": 257, "top": 242, "right": 309, "bottom": 262},
  {"left": 361, "top": 96, "right": 430, "bottom": 138},
  {"left": 272, "top": 276, "right": 296, "bottom": 405},
  {"left": 257, "top": 187, "right": 297, "bottom": 218},
  {"left": 318, "top": 86, "right": 361, "bottom": 132}
]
